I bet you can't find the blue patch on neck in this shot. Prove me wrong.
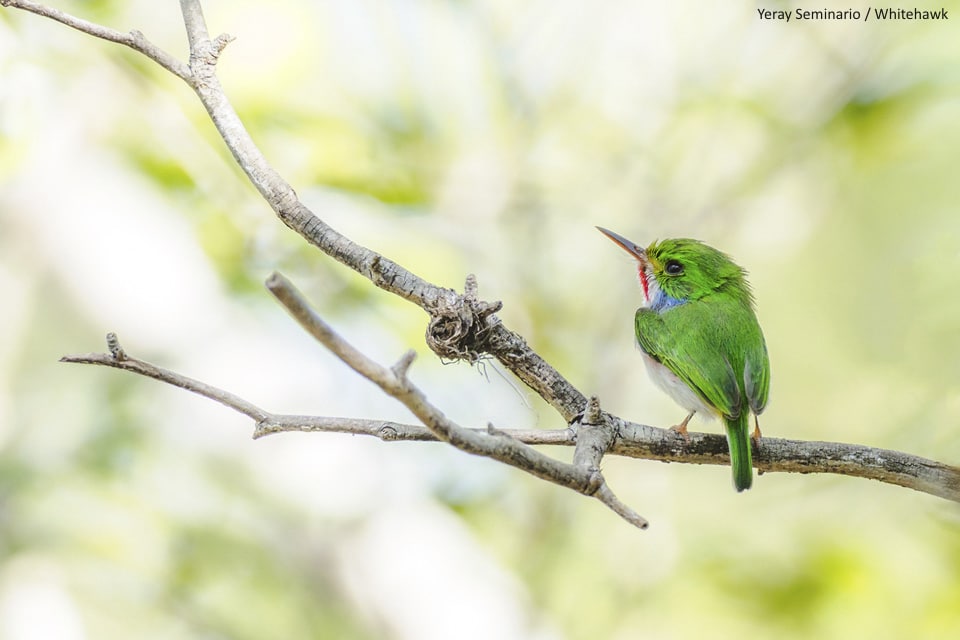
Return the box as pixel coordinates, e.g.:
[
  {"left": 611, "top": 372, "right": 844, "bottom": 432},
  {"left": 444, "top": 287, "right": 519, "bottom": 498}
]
[{"left": 650, "top": 290, "right": 686, "bottom": 313}]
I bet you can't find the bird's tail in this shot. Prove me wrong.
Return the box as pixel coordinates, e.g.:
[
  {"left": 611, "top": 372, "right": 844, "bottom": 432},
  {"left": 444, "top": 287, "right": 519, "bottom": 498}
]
[{"left": 724, "top": 413, "right": 753, "bottom": 492}]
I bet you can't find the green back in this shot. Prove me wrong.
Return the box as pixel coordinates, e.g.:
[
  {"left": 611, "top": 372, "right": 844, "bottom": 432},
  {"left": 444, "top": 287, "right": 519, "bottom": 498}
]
[{"left": 635, "top": 286, "right": 769, "bottom": 420}]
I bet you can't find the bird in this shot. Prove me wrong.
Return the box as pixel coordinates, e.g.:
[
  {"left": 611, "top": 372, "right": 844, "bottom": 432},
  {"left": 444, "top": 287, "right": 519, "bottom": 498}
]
[{"left": 597, "top": 226, "right": 770, "bottom": 491}]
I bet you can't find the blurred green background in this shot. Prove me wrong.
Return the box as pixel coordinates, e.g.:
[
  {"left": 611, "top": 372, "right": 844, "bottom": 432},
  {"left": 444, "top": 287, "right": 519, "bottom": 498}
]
[{"left": 2, "top": 1, "right": 959, "bottom": 638}]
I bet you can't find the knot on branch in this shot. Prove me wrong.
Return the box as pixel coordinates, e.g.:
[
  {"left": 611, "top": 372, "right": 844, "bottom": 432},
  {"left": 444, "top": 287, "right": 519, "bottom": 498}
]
[
  {"left": 378, "top": 424, "right": 400, "bottom": 441},
  {"left": 187, "top": 33, "right": 235, "bottom": 86},
  {"left": 105, "top": 332, "right": 127, "bottom": 361},
  {"left": 584, "top": 470, "right": 605, "bottom": 496},
  {"left": 425, "top": 274, "right": 502, "bottom": 364}
]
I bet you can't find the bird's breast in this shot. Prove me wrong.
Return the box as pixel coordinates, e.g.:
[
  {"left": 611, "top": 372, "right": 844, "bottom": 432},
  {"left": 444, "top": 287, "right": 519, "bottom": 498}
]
[{"left": 639, "top": 351, "right": 719, "bottom": 419}]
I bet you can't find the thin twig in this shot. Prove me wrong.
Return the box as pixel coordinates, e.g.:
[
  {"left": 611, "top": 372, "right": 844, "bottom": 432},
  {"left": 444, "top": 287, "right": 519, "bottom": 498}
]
[
  {"left": 57, "top": 347, "right": 573, "bottom": 445},
  {"left": 60, "top": 336, "right": 960, "bottom": 504},
  {"left": 568, "top": 396, "right": 648, "bottom": 525},
  {"left": 60, "top": 338, "right": 268, "bottom": 422},
  {"left": 1, "top": 0, "right": 190, "bottom": 79},
  {"left": 4, "top": 0, "right": 585, "bottom": 420},
  {"left": 9, "top": 1, "right": 958, "bottom": 519},
  {"left": 265, "top": 272, "right": 649, "bottom": 528},
  {"left": 177, "top": 0, "right": 585, "bottom": 420},
  {"left": 258, "top": 416, "right": 575, "bottom": 446}
]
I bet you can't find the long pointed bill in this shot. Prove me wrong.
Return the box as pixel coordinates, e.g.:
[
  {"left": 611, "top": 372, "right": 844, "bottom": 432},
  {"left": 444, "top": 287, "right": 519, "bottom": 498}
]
[{"left": 596, "top": 226, "right": 646, "bottom": 261}]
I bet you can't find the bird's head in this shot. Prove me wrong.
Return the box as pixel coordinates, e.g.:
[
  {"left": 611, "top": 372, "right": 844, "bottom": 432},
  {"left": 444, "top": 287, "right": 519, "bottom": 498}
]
[{"left": 597, "top": 227, "right": 752, "bottom": 310}]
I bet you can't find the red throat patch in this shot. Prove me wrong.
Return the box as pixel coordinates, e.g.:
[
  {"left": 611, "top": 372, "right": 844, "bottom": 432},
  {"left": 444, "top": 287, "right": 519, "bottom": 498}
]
[{"left": 637, "top": 265, "right": 650, "bottom": 302}]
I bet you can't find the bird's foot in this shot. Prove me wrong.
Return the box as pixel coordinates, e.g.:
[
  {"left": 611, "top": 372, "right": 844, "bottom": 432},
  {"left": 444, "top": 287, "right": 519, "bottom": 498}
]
[
  {"left": 669, "top": 423, "right": 691, "bottom": 442},
  {"left": 752, "top": 415, "right": 763, "bottom": 445},
  {"left": 669, "top": 410, "right": 696, "bottom": 442}
]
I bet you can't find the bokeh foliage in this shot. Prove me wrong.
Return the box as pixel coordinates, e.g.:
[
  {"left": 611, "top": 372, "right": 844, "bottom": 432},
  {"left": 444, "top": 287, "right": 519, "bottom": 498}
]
[{"left": 1, "top": 1, "right": 958, "bottom": 639}]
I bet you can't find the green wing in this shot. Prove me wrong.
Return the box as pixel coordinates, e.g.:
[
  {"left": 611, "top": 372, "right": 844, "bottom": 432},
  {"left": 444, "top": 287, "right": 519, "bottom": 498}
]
[
  {"left": 744, "top": 331, "right": 770, "bottom": 415},
  {"left": 635, "top": 298, "right": 768, "bottom": 420}
]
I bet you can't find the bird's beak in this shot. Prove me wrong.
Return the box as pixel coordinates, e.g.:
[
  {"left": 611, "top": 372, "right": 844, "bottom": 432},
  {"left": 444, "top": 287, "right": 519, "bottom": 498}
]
[{"left": 596, "top": 226, "right": 646, "bottom": 261}]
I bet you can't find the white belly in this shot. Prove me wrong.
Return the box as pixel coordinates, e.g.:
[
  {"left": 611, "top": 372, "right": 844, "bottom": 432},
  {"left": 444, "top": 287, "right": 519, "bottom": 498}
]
[{"left": 640, "top": 351, "right": 720, "bottom": 420}]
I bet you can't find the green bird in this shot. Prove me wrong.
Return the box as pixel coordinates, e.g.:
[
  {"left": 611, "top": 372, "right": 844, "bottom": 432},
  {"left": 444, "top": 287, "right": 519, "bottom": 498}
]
[{"left": 597, "top": 227, "right": 770, "bottom": 492}]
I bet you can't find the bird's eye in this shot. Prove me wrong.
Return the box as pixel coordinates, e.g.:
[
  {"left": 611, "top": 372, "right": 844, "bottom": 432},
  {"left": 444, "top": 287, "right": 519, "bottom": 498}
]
[{"left": 665, "top": 260, "right": 683, "bottom": 275}]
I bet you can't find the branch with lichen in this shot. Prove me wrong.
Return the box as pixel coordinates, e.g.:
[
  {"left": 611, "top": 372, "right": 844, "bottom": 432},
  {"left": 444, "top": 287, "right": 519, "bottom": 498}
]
[{"left": 8, "top": 0, "right": 958, "bottom": 529}]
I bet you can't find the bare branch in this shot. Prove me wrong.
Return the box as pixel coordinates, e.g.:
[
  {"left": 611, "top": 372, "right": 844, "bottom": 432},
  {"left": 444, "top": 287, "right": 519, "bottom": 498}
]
[
  {"left": 12, "top": 1, "right": 958, "bottom": 522},
  {"left": 565, "top": 396, "right": 649, "bottom": 527},
  {"left": 60, "top": 333, "right": 960, "bottom": 505},
  {"left": 613, "top": 422, "right": 960, "bottom": 503},
  {"left": 572, "top": 395, "right": 613, "bottom": 470},
  {"left": 179, "top": 0, "right": 233, "bottom": 80},
  {"left": 179, "top": 0, "right": 210, "bottom": 49},
  {"left": 105, "top": 332, "right": 127, "bottom": 361},
  {"left": 60, "top": 335, "right": 269, "bottom": 423},
  {"left": 3, "top": 0, "right": 585, "bottom": 422},
  {"left": 176, "top": 0, "right": 582, "bottom": 420},
  {"left": 59, "top": 339, "right": 575, "bottom": 449},
  {"left": 594, "top": 485, "right": 649, "bottom": 530},
  {"left": 257, "top": 416, "right": 574, "bottom": 446},
  {"left": 264, "top": 273, "right": 647, "bottom": 527},
  {"left": 391, "top": 350, "right": 417, "bottom": 379},
  {"left": 1, "top": 0, "right": 190, "bottom": 79}
]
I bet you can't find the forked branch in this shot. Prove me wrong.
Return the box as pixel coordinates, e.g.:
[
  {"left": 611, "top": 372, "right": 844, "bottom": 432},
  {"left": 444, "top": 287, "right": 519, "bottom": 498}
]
[
  {"left": 2, "top": 0, "right": 586, "bottom": 420},
  {"left": 61, "top": 324, "right": 960, "bottom": 506},
  {"left": 264, "top": 273, "right": 648, "bottom": 528},
  {"left": 64, "top": 311, "right": 648, "bottom": 530},
  {"left": 9, "top": 0, "right": 958, "bottom": 526}
]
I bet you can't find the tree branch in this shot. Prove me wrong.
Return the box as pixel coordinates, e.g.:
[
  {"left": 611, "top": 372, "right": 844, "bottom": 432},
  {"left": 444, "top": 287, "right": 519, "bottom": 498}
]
[
  {"left": 612, "top": 422, "right": 960, "bottom": 503},
  {"left": 65, "top": 320, "right": 647, "bottom": 530},
  {"left": 61, "top": 328, "right": 960, "bottom": 505},
  {"left": 1, "top": 0, "right": 190, "bottom": 79},
  {"left": 264, "top": 273, "right": 648, "bottom": 528},
  {"left": 10, "top": 1, "right": 958, "bottom": 523},
  {"left": 58, "top": 351, "right": 573, "bottom": 447},
  {"left": 3, "top": 0, "right": 585, "bottom": 420},
  {"left": 60, "top": 345, "right": 270, "bottom": 423}
]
